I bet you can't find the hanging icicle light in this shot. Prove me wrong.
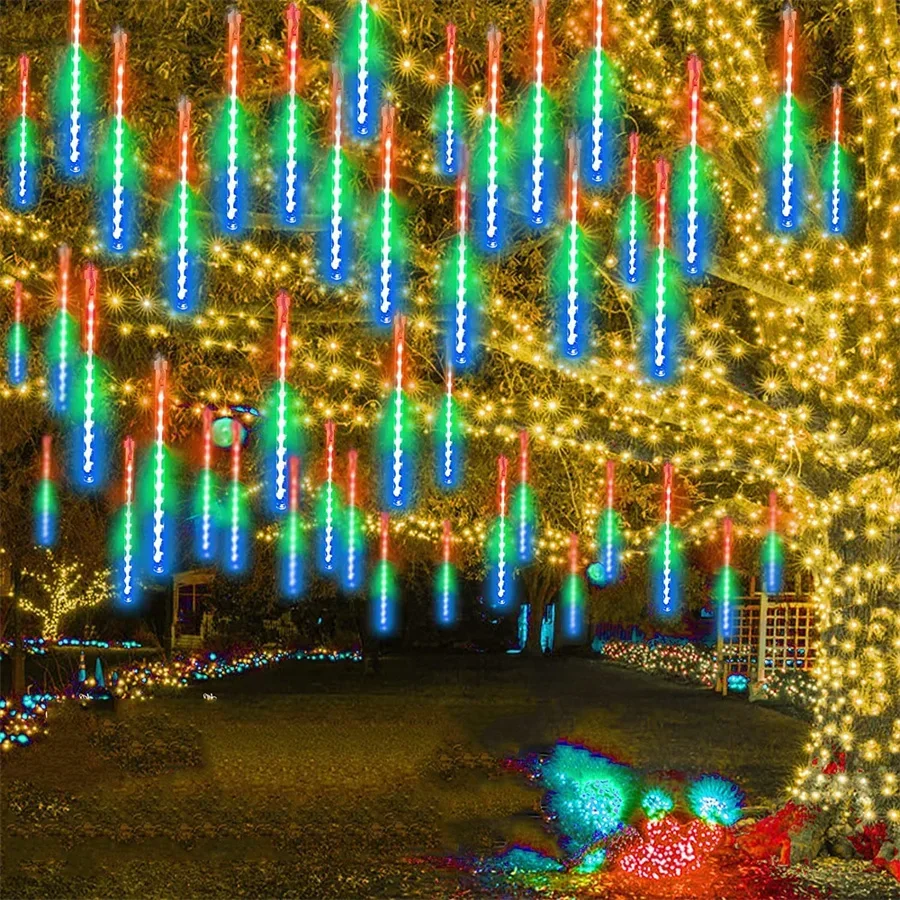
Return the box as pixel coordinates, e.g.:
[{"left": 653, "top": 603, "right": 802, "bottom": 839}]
[
  {"left": 54, "top": 0, "right": 95, "bottom": 179},
  {"left": 760, "top": 491, "right": 785, "bottom": 596},
  {"left": 319, "top": 65, "right": 356, "bottom": 285},
  {"left": 512, "top": 430, "right": 537, "bottom": 565},
  {"left": 193, "top": 407, "right": 220, "bottom": 565},
  {"left": 442, "top": 170, "right": 482, "bottom": 370},
  {"left": 224, "top": 416, "right": 250, "bottom": 575},
  {"left": 7, "top": 55, "right": 38, "bottom": 209},
  {"left": 370, "top": 512, "right": 399, "bottom": 636},
  {"left": 673, "top": 55, "right": 713, "bottom": 278},
  {"left": 596, "top": 459, "right": 623, "bottom": 585},
  {"left": 641, "top": 158, "right": 684, "bottom": 383},
  {"left": 112, "top": 436, "right": 138, "bottom": 606},
  {"left": 99, "top": 29, "right": 139, "bottom": 255},
  {"left": 273, "top": 3, "right": 311, "bottom": 227},
  {"left": 33, "top": 436, "right": 59, "bottom": 548},
  {"left": 486, "top": 455, "right": 516, "bottom": 612},
  {"left": 163, "top": 98, "right": 203, "bottom": 315},
  {"left": 380, "top": 315, "right": 417, "bottom": 510},
  {"left": 435, "top": 363, "right": 465, "bottom": 490},
  {"left": 617, "top": 133, "right": 648, "bottom": 289},
  {"left": 434, "top": 519, "right": 458, "bottom": 628},
  {"left": 367, "top": 104, "right": 407, "bottom": 328},
  {"left": 316, "top": 420, "right": 343, "bottom": 576},
  {"left": 278, "top": 455, "right": 306, "bottom": 601},
  {"left": 261, "top": 290, "right": 304, "bottom": 517},
  {"left": 553, "top": 136, "right": 593, "bottom": 359},
  {"left": 714, "top": 517, "right": 740, "bottom": 638},
  {"left": 433, "top": 24, "right": 464, "bottom": 178},
  {"left": 71, "top": 263, "right": 108, "bottom": 491},
  {"left": 473, "top": 27, "right": 509, "bottom": 253},
  {"left": 341, "top": 449, "right": 366, "bottom": 593},
  {"left": 342, "top": 0, "right": 384, "bottom": 142},
  {"left": 559, "top": 533, "right": 586, "bottom": 642},
  {"left": 211, "top": 8, "right": 252, "bottom": 236},
  {"left": 141, "top": 357, "right": 177, "bottom": 580},
  {"left": 768, "top": 2, "right": 806, "bottom": 233},
  {"left": 576, "top": 0, "right": 619, "bottom": 188},
  {"left": 518, "top": 0, "right": 561, "bottom": 230},
  {"left": 7, "top": 281, "right": 28, "bottom": 386},
  {"left": 823, "top": 84, "right": 851, "bottom": 236},
  {"left": 650, "top": 462, "right": 683, "bottom": 617},
  {"left": 47, "top": 246, "right": 78, "bottom": 416}
]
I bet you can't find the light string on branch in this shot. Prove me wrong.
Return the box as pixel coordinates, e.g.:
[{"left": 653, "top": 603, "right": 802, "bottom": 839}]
[
  {"left": 370, "top": 511, "right": 398, "bottom": 636},
  {"left": 99, "top": 29, "right": 139, "bottom": 255},
  {"left": 434, "top": 519, "right": 458, "bottom": 628},
  {"left": 650, "top": 461, "right": 683, "bottom": 617},
  {"left": 433, "top": 23, "right": 463, "bottom": 178},
  {"left": 163, "top": 98, "right": 202, "bottom": 315},
  {"left": 34, "top": 435, "right": 58, "bottom": 548},
  {"left": 193, "top": 407, "right": 219, "bottom": 564},
  {"left": 7, "top": 281, "right": 28, "bottom": 386},
  {"left": 618, "top": 132, "right": 647, "bottom": 288},
  {"left": 760, "top": 491, "right": 785, "bottom": 595},
  {"left": 278, "top": 454, "right": 305, "bottom": 601},
  {"left": 212, "top": 8, "right": 251, "bottom": 236},
  {"left": 8, "top": 54, "right": 38, "bottom": 209},
  {"left": 513, "top": 429, "right": 536, "bottom": 565}
]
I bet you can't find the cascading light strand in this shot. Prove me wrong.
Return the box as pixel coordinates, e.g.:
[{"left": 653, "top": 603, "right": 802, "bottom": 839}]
[
  {"left": 164, "top": 98, "right": 202, "bottom": 314},
  {"left": 369, "top": 103, "right": 407, "bottom": 327},
  {"left": 434, "top": 519, "right": 458, "bottom": 628},
  {"left": 760, "top": 491, "right": 785, "bottom": 595},
  {"left": 473, "top": 27, "right": 508, "bottom": 253},
  {"left": 618, "top": 132, "right": 648, "bottom": 288},
  {"left": 714, "top": 517, "right": 740, "bottom": 638},
  {"left": 144, "top": 357, "right": 176, "bottom": 579},
  {"left": 7, "top": 281, "right": 28, "bottom": 386},
  {"left": 381, "top": 315, "right": 416, "bottom": 510},
  {"left": 319, "top": 65, "right": 356, "bottom": 284},
  {"left": 194, "top": 407, "right": 219, "bottom": 564},
  {"left": 34, "top": 436, "right": 59, "bottom": 548},
  {"left": 274, "top": 290, "right": 290, "bottom": 514},
  {"left": 512, "top": 429, "right": 536, "bottom": 565},
  {"left": 486, "top": 454, "right": 516, "bottom": 611},
  {"left": 278, "top": 455, "right": 306, "bottom": 601},
  {"left": 442, "top": 170, "right": 481, "bottom": 370},
  {"left": 553, "top": 135, "right": 593, "bottom": 359},
  {"left": 55, "top": 0, "right": 95, "bottom": 179},
  {"left": 434, "top": 24, "right": 463, "bottom": 178},
  {"left": 824, "top": 84, "right": 851, "bottom": 235},
  {"left": 673, "top": 55, "right": 713, "bottom": 277},
  {"left": 99, "top": 29, "right": 139, "bottom": 255},
  {"left": 642, "top": 158, "right": 683, "bottom": 382},
  {"left": 7, "top": 55, "right": 38, "bottom": 209},
  {"left": 48, "top": 246, "right": 78, "bottom": 416},
  {"left": 212, "top": 8, "right": 251, "bottom": 235},
  {"left": 274, "top": 3, "right": 310, "bottom": 227},
  {"left": 596, "top": 459, "right": 623, "bottom": 584},
  {"left": 113, "top": 436, "right": 138, "bottom": 605},
  {"left": 225, "top": 416, "right": 250, "bottom": 574},
  {"left": 343, "top": 0, "right": 384, "bottom": 141},
  {"left": 520, "top": 0, "right": 560, "bottom": 229},
  {"left": 560, "top": 533, "right": 586, "bottom": 642},
  {"left": 651, "top": 462, "right": 683, "bottom": 617},
  {"left": 370, "top": 512, "right": 399, "bottom": 636},
  {"left": 316, "top": 420, "right": 343, "bottom": 575},
  {"left": 435, "top": 362, "right": 465, "bottom": 490},
  {"left": 577, "top": 0, "right": 620, "bottom": 187},
  {"left": 341, "top": 449, "right": 366, "bottom": 593}
]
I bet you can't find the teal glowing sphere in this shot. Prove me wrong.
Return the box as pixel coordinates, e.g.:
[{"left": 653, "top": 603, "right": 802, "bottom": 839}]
[
  {"left": 586, "top": 562, "right": 607, "bottom": 587},
  {"left": 212, "top": 416, "right": 246, "bottom": 448}
]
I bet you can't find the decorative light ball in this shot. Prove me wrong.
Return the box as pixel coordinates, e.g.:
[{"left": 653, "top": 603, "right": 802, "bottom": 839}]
[
  {"left": 587, "top": 562, "right": 608, "bottom": 587},
  {"left": 212, "top": 416, "right": 246, "bottom": 448}
]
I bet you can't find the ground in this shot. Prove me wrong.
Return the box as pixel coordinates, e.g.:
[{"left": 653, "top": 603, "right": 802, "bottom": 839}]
[{"left": 2, "top": 654, "right": 899, "bottom": 898}]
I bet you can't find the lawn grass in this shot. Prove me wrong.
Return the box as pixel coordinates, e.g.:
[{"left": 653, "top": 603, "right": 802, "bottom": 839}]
[{"left": 1, "top": 654, "right": 810, "bottom": 898}]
